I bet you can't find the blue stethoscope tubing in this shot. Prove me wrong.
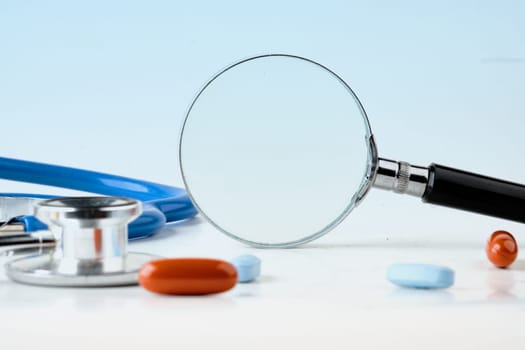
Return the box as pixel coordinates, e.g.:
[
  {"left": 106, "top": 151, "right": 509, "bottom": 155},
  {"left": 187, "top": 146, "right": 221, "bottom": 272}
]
[{"left": 0, "top": 157, "right": 198, "bottom": 240}]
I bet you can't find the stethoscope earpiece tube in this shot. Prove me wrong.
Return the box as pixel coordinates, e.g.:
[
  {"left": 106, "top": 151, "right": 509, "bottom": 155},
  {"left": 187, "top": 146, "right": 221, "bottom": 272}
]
[
  {"left": 0, "top": 157, "right": 197, "bottom": 240},
  {"left": 422, "top": 163, "right": 525, "bottom": 223}
]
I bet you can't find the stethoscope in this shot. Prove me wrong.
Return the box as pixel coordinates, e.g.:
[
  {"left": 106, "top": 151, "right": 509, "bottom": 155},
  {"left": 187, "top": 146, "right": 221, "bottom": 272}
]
[
  {"left": 0, "top": 156, "right": 197, "bottom": 240},
  {"left": 0, "top": 156, "right": 197, "bottom": 287}
]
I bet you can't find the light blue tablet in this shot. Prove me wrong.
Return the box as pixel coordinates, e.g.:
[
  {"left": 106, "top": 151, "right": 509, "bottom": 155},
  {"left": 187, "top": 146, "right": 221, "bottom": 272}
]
[
  {"left": 231, "top": 255, "right": 261, "bottom": 283},
  {"left": 387, "top": 263, "right": 454, "bottom": 289}
]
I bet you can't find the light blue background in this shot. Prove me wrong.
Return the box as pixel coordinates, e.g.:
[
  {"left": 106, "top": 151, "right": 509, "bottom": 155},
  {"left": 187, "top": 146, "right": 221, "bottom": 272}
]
[
  {"left": 1, "top": 4, "right": 525, "bottom": 344},
  {"left": 0, "top": 0, "right": 524, "bottom": 239}
]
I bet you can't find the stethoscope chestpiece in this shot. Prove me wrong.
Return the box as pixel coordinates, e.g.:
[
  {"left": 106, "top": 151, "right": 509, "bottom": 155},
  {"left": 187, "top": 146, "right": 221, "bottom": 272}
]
[{"left": 4, "top": 197, "right": 157, "bottom": 287}]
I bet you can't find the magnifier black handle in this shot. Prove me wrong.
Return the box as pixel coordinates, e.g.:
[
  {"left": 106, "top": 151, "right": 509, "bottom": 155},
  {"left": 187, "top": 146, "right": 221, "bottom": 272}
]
[{"left": 422, "top": 164, "right": 525, "bottom": 223}]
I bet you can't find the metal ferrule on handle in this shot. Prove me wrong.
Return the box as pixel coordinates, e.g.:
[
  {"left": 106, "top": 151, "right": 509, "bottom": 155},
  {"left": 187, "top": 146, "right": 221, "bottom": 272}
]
[{"left": 373, "top": 158, "right": 429, "bottom": 197}]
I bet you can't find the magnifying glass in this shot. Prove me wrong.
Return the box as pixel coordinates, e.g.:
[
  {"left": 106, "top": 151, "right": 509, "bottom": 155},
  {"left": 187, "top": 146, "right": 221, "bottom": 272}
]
[{"left": 179, "top": 54, "right": 525, "bottom": 248}]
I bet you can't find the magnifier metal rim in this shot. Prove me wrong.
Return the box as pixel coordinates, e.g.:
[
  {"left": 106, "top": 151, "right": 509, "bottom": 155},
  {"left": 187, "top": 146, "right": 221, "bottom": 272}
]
[{"left": 179, "top": 53, "right": 378, "bottom": 248}]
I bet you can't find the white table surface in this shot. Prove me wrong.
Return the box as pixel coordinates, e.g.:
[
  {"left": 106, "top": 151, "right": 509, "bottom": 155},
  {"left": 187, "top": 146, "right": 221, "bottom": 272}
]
[
  {"left": 1, "top": 192, "right": 525, "bottom": 349},
  {"left": 1, "top": 1, "right": 524, "bottom": 348}
]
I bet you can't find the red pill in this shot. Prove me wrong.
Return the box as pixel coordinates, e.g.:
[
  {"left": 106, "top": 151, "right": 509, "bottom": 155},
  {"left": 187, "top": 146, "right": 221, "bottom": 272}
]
[
  {"left": 138, "top": 258, "right": 238, "bottom": 295},
  {"left": 486, "top": 230, "right": 518, "bottom": 268}
]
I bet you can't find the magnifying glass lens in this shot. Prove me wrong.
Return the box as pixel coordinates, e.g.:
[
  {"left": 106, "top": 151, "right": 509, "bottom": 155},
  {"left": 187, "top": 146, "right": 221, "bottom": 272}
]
[{"left": 180, "top": 55, "right": 374, "bottom": 247}]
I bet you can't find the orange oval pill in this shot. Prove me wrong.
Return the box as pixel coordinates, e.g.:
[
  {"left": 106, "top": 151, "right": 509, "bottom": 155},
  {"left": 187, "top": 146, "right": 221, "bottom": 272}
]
[
  {"left": 138, "top": 258, "right": 238, "bottom": 295},
  {"left": 486, "top": 230, "right": 518, "bottom": 268}
]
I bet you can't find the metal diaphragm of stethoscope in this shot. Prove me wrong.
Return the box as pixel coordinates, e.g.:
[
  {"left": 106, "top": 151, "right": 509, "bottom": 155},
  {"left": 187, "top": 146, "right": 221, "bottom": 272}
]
[
  {"left": 0, "top": 158, "right": 197, "bottom": 287},
  {"left": 5, "top": 196, "right": 157, "bottom": 287},
  {"left": 179, "top": 53, "right": 525, "bottom": 248}
]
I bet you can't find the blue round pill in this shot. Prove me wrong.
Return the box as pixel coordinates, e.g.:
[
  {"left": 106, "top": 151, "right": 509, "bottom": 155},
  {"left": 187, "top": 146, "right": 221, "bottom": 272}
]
[
  {"left": 386, "top": 263, "right": 455, "bottom": 289},
  {"left": 231, "top": 254, "right": 261, "bottom": 283}
]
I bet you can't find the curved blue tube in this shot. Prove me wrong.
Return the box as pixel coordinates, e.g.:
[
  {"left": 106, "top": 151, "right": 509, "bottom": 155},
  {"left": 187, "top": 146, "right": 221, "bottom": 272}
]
[
  {"left": 0, "top": 157, "right": 198, "bottom": 239},
  {"left": 14, "top": 215, "right": 49, "bottom": 232},
  {"left": 0, "top": 157, "right": 178, "bottom": 201},
  {"left": 128, "top": 204, "right": 167, "bottom": 240}
]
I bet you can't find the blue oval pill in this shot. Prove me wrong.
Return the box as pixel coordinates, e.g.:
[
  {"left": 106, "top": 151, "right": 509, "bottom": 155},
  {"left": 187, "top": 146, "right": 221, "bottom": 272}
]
[
  {"left": 386, "top": 263, "right": 454, "bottom": 289},
  {"left": 231, "top": 255, "right": 261, "bottom": 283}
]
